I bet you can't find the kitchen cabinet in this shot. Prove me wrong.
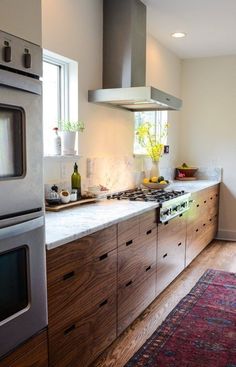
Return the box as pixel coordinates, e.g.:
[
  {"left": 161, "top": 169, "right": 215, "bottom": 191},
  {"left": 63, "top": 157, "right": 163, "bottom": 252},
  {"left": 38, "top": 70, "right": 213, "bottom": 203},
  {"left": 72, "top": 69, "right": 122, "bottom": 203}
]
[
  {"left": 117, "top": 210, "right": 157, "bottom": 334},
  {"left": 47, "top": 225, "right": 117, "bottom": 367},
  {"left": 0, "top": 329, "right": 48, "bottom": 367},
  {"left": 156, "top": 213, "right": 187, "bottom": 296},
  {"left": 186, "top": 184, "right": 219, "bottom": 266}
]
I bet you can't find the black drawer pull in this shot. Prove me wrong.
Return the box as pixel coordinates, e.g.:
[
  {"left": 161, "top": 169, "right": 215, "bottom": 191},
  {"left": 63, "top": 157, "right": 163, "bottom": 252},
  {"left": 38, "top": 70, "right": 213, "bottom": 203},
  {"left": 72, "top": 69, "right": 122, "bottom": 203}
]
[
  {"left": 209, "top": 218, "right": 212, "bottom": 222},
  {"left": 163, "top": 253, "right": 168, "bottom": 258},
  {"left": 63, "top": 271, "right": 75, "bottom": 280},
  {"left": 178, "top": 242, "right": 182, "bottom": 247},
  {"left": 146, "top": 229, "right": 152, "bottom": 235},
  {"left": 126, "top": 280, "right": 133, "bottom": 287},
  {"left": 197, "top": 204, "right": 200, "bottom": 207},
  {"left": 196, "top": 228, "right": 199, "bottom": 232},
  {"left": 210, "top": 197, "right": 213, "bottom": 200},
  {"left": 99, "top": 253, "right": 108, "bottom": 261},
  {"left": 216, "top": 194, "right": 218, "bottom": 197},
  {"left": 203, "top": 223, "right": 206, "bottom": 227},
  {"left": 164, "top": 221, "right": 169, "bottom": 225},
  {"left": 64, "top": 324, "right": 75, "bottom": 335},
  {"left": 179, "top": 213, "right": 183, "bottom": 217},
  {"left": 204, "top": 200, "right": 207, "bottom": 204},
  {"left": 145, "top": 265, "right": 151, "bottom": 272},
  {"left": 126, "top": 239, "right": 133, "bottom": 246},
  {"left": 99, "top": 299, "right": 108, "bottom": 308}
]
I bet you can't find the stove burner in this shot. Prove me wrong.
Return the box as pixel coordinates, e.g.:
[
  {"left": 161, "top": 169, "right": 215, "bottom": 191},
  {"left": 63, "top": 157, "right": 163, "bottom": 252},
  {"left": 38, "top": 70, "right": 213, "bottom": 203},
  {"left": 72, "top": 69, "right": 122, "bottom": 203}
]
[{"left": 107, "top": 188, "right": 186, "bottom": 203}]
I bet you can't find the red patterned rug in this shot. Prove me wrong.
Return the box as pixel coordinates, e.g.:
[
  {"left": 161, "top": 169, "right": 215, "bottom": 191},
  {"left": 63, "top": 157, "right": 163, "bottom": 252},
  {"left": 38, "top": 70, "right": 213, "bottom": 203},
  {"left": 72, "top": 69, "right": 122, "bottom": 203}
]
[{"left": 125, "top": 269, "right": 236, "bottom": 367}]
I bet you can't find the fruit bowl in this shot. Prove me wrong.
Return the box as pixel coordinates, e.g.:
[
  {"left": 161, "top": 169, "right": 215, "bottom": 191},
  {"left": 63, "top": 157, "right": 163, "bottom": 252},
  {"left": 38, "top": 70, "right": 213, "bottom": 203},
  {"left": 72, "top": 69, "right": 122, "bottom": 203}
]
[
  {"left": 142, "top": 182, "right": 169, "bottom": 190},
  {"left": 176, "top": 167, "right": 198, "bottom": 177}
]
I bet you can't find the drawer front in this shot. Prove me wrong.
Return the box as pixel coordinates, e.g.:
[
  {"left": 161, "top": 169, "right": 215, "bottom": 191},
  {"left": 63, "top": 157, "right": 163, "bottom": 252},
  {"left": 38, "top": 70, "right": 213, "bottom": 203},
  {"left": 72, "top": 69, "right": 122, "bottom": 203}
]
[
  {"left": 158, "top": 226, "right": 186, "bottom": 258},
  {"left": 48, "top": 248, "right": 117, "bottom": 322},
  {"left": 118, "top": 216, "right": 139, "bottom": 246},
  {"left": 47, "top": 224, "right": 117, "bottom": 283},
  {"left": 118, "top": 228, "right": 157, "bottom": 287},
  {"left": 139, "top": 210, "right": 157, "bottom": 233},
  {"left": 156, "top": 240, "right": 185, "bottom": 296},
  {"left": 158, "top": 212, "right": 187, "bottom": 235},
  {"left": 49, "top": 293, "right": 116, "bottom": 367},
  {"left": 118, "top": 272, "right": 156, "bottom": 335}
]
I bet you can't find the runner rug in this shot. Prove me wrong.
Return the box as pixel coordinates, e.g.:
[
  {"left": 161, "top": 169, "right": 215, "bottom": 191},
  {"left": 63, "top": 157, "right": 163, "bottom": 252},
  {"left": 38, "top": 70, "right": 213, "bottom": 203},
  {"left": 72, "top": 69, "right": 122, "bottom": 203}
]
[{"left": 125, "top": 269, "right": 236, "bottom": 367}]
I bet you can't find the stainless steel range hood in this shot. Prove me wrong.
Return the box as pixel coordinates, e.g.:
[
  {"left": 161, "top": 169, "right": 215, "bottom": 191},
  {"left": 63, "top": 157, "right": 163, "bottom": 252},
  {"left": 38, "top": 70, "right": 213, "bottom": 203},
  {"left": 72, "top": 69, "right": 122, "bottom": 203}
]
[{"left": 88, "top": 0, "right": 182, "bottom": 112}]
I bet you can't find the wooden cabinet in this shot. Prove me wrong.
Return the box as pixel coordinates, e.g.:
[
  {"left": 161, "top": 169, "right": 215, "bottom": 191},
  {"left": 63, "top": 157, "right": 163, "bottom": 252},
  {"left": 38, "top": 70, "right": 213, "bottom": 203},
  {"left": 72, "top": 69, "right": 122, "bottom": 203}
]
[
  {"left": 117, "top": 210, "right": 157, "bottom": 335},
  {"left": 186, "top": 184, "right": 219, "bottom": 266},
  {"left": 0, "top": 330, "right": 48, "bottom": 367},
  {"left": 47, "top": 225, "right": 117, "bottom": 367},
  {"left": 156, "top": 213, "right": 187, "bottom": 296}
]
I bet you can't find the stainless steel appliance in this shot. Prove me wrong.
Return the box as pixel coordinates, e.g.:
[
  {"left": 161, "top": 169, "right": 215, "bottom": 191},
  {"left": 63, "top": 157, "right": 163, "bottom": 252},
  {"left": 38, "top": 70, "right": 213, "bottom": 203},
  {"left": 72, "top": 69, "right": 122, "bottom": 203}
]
[
  {"left": 0, "top": 30, "right": 47, "bottom": 358},
  {"left": 88, "top": 0, "right": 182, "bottom": 112},
  {"left": 107, "top": 189, "right": 191, "bottom": 223}
]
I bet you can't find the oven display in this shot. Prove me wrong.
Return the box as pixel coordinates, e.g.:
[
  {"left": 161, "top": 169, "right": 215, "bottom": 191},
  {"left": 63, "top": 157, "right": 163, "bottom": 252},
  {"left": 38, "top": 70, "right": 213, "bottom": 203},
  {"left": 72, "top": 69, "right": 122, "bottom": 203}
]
[
  {"left": 0, "top": 247, "right": 28, "bottom": 323},
  {"left": 0, "top": 105, "right": 25, "bottom": 179}
]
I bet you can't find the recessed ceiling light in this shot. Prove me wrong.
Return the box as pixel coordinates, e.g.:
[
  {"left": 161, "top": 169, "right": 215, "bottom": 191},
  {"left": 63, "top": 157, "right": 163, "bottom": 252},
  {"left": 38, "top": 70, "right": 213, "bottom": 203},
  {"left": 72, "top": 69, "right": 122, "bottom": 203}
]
[{"left": 171, "top": 32, "right": 186, "bottom": 38}]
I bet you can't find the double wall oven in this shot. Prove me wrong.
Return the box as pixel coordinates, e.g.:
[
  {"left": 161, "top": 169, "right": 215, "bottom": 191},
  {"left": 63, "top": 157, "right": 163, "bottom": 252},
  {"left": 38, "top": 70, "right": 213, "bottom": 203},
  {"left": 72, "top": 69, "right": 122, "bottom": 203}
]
[{"left": 0, "top": 30, "right": 47, "bottom": 358}]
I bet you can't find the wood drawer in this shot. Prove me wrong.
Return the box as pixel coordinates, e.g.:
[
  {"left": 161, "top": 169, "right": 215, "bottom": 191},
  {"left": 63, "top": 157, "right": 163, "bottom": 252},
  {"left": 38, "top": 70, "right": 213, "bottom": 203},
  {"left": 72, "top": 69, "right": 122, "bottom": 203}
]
[
  {"left": 47, "top": 224, "right": 117, "bottom": 283},
  {"left": 118, "top": 216, "right": 139, "bottom": 246},
  {"left": 118, "top": 272, "right": 156, "bottom": 335},
  {"left": 48, "top": 248, "right": 117, "bottom": 323},
  {"left": 139, "top": 210, "right": 157, "bottom": 233},
  {"left": 48, "top": 293, "right": 116, "bottom": 367},
  {"left": 156, "top": 234, "right": 185, "bottom": 296},
  {"left": 158, "top": 212, "right": 187, "bottom": 235},
  {"left": 0, "top": 329, "right": 48, "bottom": 367},
  {"left": 118, "top": 228, "right": 157, "bottom": 287}
]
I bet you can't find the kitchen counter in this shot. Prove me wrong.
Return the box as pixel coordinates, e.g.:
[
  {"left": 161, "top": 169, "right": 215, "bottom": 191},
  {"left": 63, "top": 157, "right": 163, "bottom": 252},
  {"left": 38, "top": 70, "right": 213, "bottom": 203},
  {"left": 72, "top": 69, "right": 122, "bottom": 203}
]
[{"left": 45, "top": 180, "right": 220, "bottom": 250}]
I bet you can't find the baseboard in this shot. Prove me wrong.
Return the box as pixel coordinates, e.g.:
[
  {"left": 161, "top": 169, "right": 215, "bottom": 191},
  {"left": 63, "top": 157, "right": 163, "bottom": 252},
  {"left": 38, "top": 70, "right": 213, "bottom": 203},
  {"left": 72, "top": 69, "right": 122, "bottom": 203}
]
[{"left": 216, "top": 229, "right": 236, "bottom": 241}]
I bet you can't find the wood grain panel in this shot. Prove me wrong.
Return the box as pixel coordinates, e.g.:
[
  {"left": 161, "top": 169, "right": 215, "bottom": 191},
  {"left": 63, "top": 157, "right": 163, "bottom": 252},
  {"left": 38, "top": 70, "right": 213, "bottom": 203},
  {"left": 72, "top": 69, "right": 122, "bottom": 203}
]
[
  {"left": 118, "top": 272, "right": 156, "bottom": 335},
  {"left": 139, "top": 210, "right": 157, "bottom": 233},
  {"left": 49, "top": 293, "right": 116, "bottom": 367},
  {"left": 158, "top": 212, "right": 187, "bottom": 235},
  {"left": 118, "top": 216, "right": 139, "bottom": 246},
  {"left": 47, "top": 224, "right": 117, "bottom": 284},
  {"left": 0, "top": 330, "right": 48, "bottom": 367},
  {"left": 156, "top": 233, "right": 185, "bottom": 296},
  {"left": 118, "top": 228, "right": 157, "bottom": 287},
  {"left": 48, "top": 248, "right": 117, "bottom": 328}
]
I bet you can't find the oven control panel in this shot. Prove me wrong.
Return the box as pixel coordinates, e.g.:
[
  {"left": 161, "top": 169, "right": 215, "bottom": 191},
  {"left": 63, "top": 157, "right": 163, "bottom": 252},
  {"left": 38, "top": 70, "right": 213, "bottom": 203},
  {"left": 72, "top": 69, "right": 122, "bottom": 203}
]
[
  {"left": 159, "top": 193, "right": 191, "bottom": 223},
  {"left": 0, "top": 30, "right": 42, "bottom": 77}
]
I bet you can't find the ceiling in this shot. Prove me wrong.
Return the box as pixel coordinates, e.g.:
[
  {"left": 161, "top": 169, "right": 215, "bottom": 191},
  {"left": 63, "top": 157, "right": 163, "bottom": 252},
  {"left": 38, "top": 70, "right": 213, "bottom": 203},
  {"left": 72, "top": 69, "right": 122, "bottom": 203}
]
[{"left": 143, "top": 0, "right": 236, "bottom": 59}]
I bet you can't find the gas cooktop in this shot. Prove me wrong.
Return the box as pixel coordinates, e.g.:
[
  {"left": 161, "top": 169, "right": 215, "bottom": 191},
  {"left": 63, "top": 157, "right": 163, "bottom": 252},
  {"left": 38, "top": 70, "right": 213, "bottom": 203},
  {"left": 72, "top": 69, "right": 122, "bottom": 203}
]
[{"left": 107, "top": 188, "right": 191, "bottom": 223}]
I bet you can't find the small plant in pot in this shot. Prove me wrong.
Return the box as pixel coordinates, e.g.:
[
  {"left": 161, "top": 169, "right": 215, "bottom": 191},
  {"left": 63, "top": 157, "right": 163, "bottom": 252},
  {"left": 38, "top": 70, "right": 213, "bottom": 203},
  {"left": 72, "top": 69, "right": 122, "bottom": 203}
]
[{"left": 59, "top": 120, "right": 85, "bottom": 155}]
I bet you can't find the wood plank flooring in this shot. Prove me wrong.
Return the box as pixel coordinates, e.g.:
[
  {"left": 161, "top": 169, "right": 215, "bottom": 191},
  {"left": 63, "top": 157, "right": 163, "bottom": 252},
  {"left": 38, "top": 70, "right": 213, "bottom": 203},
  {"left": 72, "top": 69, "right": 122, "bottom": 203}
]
[{"left": 92, "top": 240, "right": 236, "bottom": 367}]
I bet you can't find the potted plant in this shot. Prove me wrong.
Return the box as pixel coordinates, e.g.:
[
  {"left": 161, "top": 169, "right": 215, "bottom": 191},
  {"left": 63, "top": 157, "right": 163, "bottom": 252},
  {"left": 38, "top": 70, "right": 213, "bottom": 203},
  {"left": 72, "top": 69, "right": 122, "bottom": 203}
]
[
  {"left": 59, "top": 120, "right": 85, "bottom": 155},
  {"left": 136, "top": 121, "right": 168, "bottom": 178}
]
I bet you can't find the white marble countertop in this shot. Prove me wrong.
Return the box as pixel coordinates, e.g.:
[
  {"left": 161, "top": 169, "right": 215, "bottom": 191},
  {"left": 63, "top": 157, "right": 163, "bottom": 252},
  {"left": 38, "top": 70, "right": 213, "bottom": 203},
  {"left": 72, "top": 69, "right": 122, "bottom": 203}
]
[
  {"left": 45, "top": 180, "right": 220, "bottom": 250},
  {"left": 45, "top": 200, "right": 159, "bottom": 250}
]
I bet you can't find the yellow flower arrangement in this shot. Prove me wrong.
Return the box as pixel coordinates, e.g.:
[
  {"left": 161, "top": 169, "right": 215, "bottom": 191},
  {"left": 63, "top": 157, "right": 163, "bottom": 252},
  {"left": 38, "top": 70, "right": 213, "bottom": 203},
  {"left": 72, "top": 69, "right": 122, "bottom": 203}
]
[{"left": 136, "top": 122, "right": 168, "bottom": 162}]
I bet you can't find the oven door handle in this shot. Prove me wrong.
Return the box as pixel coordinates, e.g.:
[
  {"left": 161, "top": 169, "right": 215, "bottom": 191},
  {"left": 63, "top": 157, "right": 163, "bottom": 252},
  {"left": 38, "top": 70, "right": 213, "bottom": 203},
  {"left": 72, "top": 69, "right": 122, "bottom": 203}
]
[
  {"left": 0, "top": 216, "right": 44, "bottom": 241},
  {"left": 0, "top": 69, "right": 42, "bottom": 95}
]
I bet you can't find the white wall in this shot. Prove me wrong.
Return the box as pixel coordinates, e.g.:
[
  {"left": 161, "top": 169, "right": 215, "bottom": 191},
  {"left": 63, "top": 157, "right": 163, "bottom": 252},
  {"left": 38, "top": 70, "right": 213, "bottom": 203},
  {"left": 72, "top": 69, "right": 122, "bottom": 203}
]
[
  {"left": 180, "top": 56, "right": 236, "bottom": 239},
  {"left": 0, "top": 0, "right": 41, "bottom": 45},
  {"left": 41, "top": 0, "right": 182, "bottom": 189}
]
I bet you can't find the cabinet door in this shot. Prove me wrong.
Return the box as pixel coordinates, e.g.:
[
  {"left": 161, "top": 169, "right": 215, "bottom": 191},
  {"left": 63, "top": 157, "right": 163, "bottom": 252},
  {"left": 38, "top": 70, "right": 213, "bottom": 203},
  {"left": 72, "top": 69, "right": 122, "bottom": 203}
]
[
  {"left": 156, "top": 227, "right": 186, "bottom": 296},
  {"left": 118, "top": 271, "right": 156, "bottom": 335},
  {"left": 0, "top": 330, "right": 48, "bottom": 367},
  {"left": 118, "top": 227, "right": 157, "bottom": 287},
  {"left": 49, "top": 293, "right": 116, "bottom": 367}
]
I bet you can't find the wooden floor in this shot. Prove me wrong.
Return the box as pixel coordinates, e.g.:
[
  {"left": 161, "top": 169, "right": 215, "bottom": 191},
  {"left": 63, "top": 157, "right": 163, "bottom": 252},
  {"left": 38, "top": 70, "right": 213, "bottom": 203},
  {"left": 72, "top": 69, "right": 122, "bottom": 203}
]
[{"left": 92, "top": 240, "right": 236, "bottom": 367}]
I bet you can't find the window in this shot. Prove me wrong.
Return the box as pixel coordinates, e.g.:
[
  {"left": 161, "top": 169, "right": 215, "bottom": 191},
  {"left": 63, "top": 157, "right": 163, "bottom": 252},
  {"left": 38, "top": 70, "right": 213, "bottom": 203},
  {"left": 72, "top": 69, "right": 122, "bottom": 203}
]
[
  {"left": 42, "top": 50, "right": 78, "bottom": 156},
  {"left": 134, "top": 111, "right": 168, "bottom": 155}
]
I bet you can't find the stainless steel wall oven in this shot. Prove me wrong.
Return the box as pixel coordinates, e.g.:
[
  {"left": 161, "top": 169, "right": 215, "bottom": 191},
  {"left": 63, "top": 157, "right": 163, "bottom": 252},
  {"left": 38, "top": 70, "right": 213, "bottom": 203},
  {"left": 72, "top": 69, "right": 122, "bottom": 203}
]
[{"left": 0, "top": 30, "right": 47, "bottom": 358}]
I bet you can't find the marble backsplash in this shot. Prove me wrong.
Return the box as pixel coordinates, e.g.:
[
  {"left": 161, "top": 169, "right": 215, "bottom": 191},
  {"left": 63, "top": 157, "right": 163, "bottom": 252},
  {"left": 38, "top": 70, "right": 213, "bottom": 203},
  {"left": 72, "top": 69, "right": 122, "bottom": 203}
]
[{"left": 44, "top": 155, "right": 222, "bottom": 197}]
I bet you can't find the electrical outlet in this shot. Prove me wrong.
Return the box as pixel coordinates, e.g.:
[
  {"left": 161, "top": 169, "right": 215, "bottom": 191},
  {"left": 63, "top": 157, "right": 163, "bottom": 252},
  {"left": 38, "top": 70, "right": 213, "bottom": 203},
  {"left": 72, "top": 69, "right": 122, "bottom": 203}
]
[{"left": 164, "top": 145, "right": 169, "bottom": 154}]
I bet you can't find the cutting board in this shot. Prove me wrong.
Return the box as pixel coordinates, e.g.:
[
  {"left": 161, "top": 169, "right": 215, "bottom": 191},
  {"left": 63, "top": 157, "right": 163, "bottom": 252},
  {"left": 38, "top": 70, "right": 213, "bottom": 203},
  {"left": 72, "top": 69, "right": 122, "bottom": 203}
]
[
  {"left": 45, "top": 198, "right": 97, "bottom": 212},
  {"left": 175, "top": 177, "right": 197, "bottom": 181}
]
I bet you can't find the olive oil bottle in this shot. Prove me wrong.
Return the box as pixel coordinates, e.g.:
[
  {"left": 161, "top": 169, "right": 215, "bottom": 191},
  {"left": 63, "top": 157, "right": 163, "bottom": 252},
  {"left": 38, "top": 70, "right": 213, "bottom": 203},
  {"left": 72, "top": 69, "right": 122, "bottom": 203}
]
[{"left": 71, "top": 163, "right": 81, "bottom": 200}]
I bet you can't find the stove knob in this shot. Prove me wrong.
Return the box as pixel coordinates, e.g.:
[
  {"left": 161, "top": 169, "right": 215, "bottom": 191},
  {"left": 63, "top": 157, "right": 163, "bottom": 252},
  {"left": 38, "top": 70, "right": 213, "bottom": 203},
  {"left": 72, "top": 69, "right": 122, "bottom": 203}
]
[
  {"left": 163, "top": 209, "right": 170, "bottom": 216},
  {"left": 181, "top": 202, "right": 187, "bottom": 208}
]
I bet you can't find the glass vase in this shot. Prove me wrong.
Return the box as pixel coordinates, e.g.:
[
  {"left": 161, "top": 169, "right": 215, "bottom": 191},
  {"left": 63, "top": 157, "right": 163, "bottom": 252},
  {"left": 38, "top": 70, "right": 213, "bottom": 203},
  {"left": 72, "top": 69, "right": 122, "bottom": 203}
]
[{"left": 150, "top": 161, "right": 160, "bottom": 179}]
